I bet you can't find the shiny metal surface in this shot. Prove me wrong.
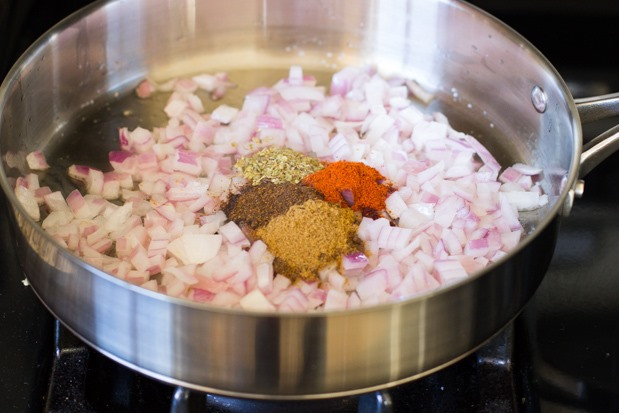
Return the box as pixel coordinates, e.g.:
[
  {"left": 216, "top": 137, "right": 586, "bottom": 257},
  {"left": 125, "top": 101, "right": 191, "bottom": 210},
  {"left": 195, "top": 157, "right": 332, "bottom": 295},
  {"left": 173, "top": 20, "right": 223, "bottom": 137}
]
[
  {"left": 576, "top": 94, "right": 619, "bottom": 178},
  {"left": 579, "top": 125, "right": 619, "bottom": 178},
  {"left": 576, "top": 92, "right": 619, "bottom": 123},
  {"left": 0, "top": 0, "right": 617, "bottom": 399}
]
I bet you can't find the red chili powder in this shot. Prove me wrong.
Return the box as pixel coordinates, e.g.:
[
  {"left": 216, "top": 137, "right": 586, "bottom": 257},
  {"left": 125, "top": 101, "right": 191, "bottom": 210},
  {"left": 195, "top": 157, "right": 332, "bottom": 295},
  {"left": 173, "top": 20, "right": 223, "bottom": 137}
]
[{"left": 303, "top": 161, "right": 392, "bottom": 216}]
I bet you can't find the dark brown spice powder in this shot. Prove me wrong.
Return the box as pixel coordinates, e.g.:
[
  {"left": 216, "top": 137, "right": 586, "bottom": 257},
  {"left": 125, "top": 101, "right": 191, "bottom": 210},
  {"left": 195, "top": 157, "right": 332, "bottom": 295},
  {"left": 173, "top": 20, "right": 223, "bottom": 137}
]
[{"left": 223, "top": 181, "right": 323, "bottom": 230}]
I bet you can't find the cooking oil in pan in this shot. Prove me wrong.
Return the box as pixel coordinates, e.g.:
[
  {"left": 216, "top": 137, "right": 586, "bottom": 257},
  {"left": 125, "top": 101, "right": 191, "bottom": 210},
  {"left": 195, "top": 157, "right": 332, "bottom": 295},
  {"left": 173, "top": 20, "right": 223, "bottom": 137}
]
[{"left": 41, "top": 68, "right": 331, "bottom": 194}]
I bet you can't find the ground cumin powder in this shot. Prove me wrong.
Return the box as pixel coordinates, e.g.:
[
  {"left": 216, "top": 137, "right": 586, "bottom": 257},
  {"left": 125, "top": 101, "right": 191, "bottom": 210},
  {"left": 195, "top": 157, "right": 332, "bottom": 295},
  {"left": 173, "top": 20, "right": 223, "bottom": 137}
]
[{"left": 255, "top": 199, "right": 362, "bottom": 281}]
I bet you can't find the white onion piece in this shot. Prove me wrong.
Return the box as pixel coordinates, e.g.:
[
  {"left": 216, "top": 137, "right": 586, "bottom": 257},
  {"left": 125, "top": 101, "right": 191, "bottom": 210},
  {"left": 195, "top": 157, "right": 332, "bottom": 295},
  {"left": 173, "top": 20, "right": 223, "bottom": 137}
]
[
  {"left": 405, "top": 79, "right": 434, "bottom": 104},
  {"left": 34, "top": 186, "right": 52, "bottom": 205},
  {"left": 356, "top": 269, "right": 387, "bottom": 301},
  {"left": 67, "top": 165, "right": 91, "bottom": 183},
  {"left": 279, "top": 86, "right": 325, "bottom": 102},
  {"left": 503, "top": 191, "right": 548, "bottom": 211},
  {"left": 212, "top": 105, "right": 239, "bottom": 124},
  {"left": 499, "top": 167, "right": 522, "bottom": 184},
  {"left": 43, "top": 191, "right": 70, "bottom": 212},
  {"left": 511, "top": 163, "right": 542, "bottom": 176},
  {"left": 218, "top": 221, "right": 250, "bottom": 247},
  {"left": 240, "top": 289, "right": 276, "bottom": 311},
  {"left": 192, "top": 74, "right": 218, "bottom": 91},
  {"left": 167, "top": 234, "right": 222, "bottom": 265},
  {"left": 15, "top": 186, "right": 40, "bottom": 220},
  {"left": 324, "top": 289, "right": 348, "bottom": 310},
  {"left": 256, "top": 262, "right": 274, "bottom": 293},
  {"left": 104, "top": 203, "right": 133, "bottom": 233},
  {"left": 434, "top": 259, "right": 468, "bottom": 285},
  {"left": 162, "top": 266, "right": 199, "bottom": 285},
  {"left": 26, "top": 151, "right": 50, "bottom": 170},
  {"left": 328, "top": 133, "right": 352, "bottom": 160},
  {"left": 288, "top": 65, "right": 304, "bottom": 86}
]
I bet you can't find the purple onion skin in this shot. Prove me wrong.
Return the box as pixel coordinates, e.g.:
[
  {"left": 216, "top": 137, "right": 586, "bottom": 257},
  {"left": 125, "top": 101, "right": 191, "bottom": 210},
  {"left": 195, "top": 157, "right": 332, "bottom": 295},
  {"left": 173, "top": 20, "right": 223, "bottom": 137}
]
[{"left": 340, "top": 188, "right": 354, "bottom": 206}]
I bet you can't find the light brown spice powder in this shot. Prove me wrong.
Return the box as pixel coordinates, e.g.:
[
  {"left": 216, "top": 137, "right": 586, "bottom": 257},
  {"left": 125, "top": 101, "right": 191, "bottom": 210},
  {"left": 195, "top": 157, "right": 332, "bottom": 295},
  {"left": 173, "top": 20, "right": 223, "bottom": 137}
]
[{"left": 256, "top": 199, "right": 361, "bottom": 281}]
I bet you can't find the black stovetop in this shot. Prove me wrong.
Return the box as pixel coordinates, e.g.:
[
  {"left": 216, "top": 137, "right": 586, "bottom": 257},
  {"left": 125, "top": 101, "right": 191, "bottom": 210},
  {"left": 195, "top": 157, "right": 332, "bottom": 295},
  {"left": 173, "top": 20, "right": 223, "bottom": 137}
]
[{"left": 0, "top": 1, "right": 618, "bottom": 412}]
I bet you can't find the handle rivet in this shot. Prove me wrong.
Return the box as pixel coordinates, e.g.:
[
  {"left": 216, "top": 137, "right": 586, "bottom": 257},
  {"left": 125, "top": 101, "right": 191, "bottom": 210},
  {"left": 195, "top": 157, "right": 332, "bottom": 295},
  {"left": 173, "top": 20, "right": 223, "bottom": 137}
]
[
  {"left": 531, "top": 86, "right": 547, "bottom": 113},
  {"left": 574, "top": 179, "right": 585, "bottom": 198}
]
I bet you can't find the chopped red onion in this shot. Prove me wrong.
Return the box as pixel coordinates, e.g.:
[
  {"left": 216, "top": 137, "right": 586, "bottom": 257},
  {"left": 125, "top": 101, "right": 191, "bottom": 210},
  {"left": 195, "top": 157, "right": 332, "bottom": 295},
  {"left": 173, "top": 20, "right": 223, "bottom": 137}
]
[
  {"left": 240, "top": 289, "right": 275, "bottom": 311},
  {"left": 339, "top": 188, "right": 355, "bottom": 207},
  {"left": 511, "top": 163, "right": 543, "bottom": 176},
  {"left": 211, "top": 104, "right": 239, "bottom": 124},
  {"left": 342, "top": 252, "right": 369, "bottom": 271},
  {"left": 356, "top": 269, "right": 388, "bottom": 301},
  {"left": 15, "top": 186, "right": 40, "bottom": 220},
  {"left": 279, "top": 85, "right": 325, "bottom": 102},
  {"left": 135, "top": 79, "right": 157, "bottom": 99},
  {"left": 12, "top": 66, "right": 549, "bottom": 312},
  {"left": 26, "top": 151, "right": 50, "bottom": 171}
]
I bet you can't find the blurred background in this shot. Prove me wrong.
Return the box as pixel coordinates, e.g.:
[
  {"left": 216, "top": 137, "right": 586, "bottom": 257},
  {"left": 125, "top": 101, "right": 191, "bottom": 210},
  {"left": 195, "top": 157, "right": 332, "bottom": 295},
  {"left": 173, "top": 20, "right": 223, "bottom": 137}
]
[{"left": 1, "top": 0, "right": 618, "bottom": 91}]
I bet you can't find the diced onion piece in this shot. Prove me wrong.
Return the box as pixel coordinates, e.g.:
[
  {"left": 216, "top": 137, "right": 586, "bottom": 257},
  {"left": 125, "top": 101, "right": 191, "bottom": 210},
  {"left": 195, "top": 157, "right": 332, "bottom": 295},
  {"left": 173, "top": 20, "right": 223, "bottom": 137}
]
[
  {"left": 86, "top": 168, "right": 104, "bottom": 195},
  {"left": 135, "top": 79, "right": 156, "bottom": 99},
  {"left": 434, "top": 259, "right": 467, "bottom": 285},
  {"left": 162, "top": 266, "right": 199, "bottom": 285},
  {"left": 280, "top": 86, "right": 325, "bottom": 101},
  {"left": 211, "top": 105, "right": 239, "bottom": 124},
  {"left": 240, "top": 289, "right": 276, "bottom": 311},
  {"left": 511, "top": 163, "right": 542, "bottom": 176},
  {"left": 405, "top": 79, "right": 434, "bottom": 104},
  {"left": 67, "top": 165, "right": 91, "bottom": 182},
  {"left": 26, "top": 151, "right": 50, "bottom": 170},
  {"left": 104, "top": 203, "right": 133, "bottom": 233},
  {"left": 503, "top": 191, "right": 548, "bottom": 211},
  {"left": 44, "top": 191, "right": 70, "bottom": 212},
  {"left": 256, "top": 262, "right": 274, "bottom": 293},
  {"left": 385, "top": 192, "right": 407, "bottom": 219},
  {"left": 34, "top": 186, "right": 52, "bottom": 205},
  {"left": 356, "top": 269, "right": 387, "bottom": 301},
  {"left": 324, "top": 289, "right": 348, "bottom": 310},
  {"left": 141, "top": 280, "right": 158, "bottom": 292},
  {"left": 218, "top": 221, "right": 250, "bottom": 247},
  {"left": 67, "top": 189, "right": 94, "bottom": 219},
  {"left": 342, "top": 252, "right": 369, "bottom": 271},
  {"left": 376, "top": 225, "right": 413, "bottom": 250},
  {"left": 167, "top": 233, "right": 222, "bottom": 265},
  {"left": 15, "top": 186, "right": 40, "bottom": 220}
]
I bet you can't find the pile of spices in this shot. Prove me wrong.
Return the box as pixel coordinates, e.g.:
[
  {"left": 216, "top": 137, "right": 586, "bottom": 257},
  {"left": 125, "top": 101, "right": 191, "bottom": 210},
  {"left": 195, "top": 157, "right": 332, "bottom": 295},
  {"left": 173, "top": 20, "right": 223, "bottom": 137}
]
[
  {"left": 223, "top": 181, "right": 322, "bottom": 230},
  {"left": 235, "top": 146, "right": 324, "bottom": 185},
  {"left": 303, "top": 161, "right": 392, "bottom": 217},
  {"left": 256, "top": 199, "right": 362, "bottom": 281}
]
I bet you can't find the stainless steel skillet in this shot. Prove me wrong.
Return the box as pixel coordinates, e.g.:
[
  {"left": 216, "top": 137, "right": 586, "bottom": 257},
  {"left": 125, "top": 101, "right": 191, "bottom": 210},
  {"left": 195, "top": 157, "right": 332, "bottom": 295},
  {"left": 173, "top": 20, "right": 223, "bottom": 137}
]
[{"left": 1, "top": 0, "right": 618, "bottom": 399}]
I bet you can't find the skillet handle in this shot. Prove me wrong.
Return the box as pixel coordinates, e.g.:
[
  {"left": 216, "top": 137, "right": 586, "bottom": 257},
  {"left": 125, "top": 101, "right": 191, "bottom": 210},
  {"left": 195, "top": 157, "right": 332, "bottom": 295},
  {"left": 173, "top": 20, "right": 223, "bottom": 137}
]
[
  {"left": 579, "top": 125, "right": 619, "bottom": 178},
  {"left": 575, "top": 92, "right": 619, "bottom": 124},
  {"left": 575, "top": 93, "right": 619, "bottom": 178}
]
